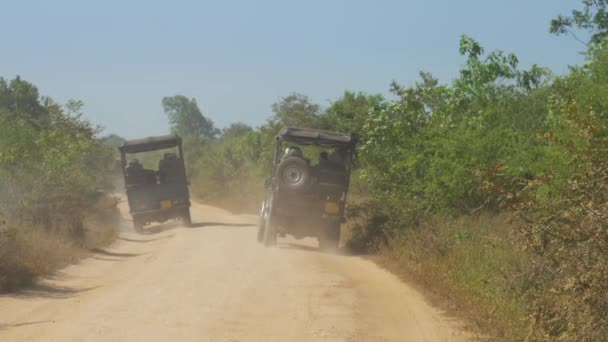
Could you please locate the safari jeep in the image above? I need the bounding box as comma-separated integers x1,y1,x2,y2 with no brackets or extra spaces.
257,127,356,249
119,135,192,232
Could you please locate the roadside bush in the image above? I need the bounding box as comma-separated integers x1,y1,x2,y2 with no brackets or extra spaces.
0,77,118,291
342,199,388,253
187,127,276,212
378,214,530,340
498,38,608,340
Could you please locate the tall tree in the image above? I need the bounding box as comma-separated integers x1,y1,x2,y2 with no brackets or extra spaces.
325,91,385,136
161,95,219,140
0,76,48,121
222,122,253,138
550,0,608,44
102,134,127,148
271,93,326,129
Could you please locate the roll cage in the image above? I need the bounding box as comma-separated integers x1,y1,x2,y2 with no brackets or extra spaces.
272,127,357,169
118,134,185,180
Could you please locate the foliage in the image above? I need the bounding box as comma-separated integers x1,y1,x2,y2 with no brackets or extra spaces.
187,129,273,212
494,37,608,340
0,76,48,121
360,35,550,223
270,92,327,129
550,0,608,44
0,78,111,236
162,95,220,140
102,134,127,149
222,122,253,138
0,76,117,290
325,91,385,137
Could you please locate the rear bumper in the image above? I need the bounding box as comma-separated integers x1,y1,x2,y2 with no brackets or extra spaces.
272,211,342,237
131,204,190,225
130,203,190,216
273,205,344,223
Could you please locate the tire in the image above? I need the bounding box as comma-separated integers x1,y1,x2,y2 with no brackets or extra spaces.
319,222,340,251
133,217,144,234
263,214,278,247
276,157,312,192
257,201,266,243
257,224,265,243
181,208,192,227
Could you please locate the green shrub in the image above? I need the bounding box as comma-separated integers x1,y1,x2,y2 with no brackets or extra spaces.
0,77,118,291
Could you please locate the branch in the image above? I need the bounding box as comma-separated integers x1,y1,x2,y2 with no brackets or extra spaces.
567,29,590,46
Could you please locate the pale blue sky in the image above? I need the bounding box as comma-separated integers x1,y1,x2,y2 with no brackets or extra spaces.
2,0,586,138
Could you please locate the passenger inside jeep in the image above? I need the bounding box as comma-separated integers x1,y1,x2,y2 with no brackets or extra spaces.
313,151,331,171
284,146,311,164
313,150,347,187
125,159,157,186
158,153,184,184
283,146,302,159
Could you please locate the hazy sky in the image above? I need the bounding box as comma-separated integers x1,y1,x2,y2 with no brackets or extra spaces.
2,0,587,139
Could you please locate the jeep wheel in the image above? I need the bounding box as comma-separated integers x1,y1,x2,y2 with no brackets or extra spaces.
257,214,266,243
257,224,265,243
263,214,278,247
276,157,312,192
181,208,192,227
319,223,340,251
133,217,144,234
257,201,267,243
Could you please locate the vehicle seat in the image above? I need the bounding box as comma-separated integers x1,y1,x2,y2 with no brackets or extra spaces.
126,160,145,186
314,160,347,188
158,153,185,184
126,160,157,186
142,169,158,185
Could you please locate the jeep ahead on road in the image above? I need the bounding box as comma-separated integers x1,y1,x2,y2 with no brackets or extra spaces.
257,127,357,249
119,135,191,233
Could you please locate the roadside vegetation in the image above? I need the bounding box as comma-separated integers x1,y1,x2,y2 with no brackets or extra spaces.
0,77,119,291
152,1,608,339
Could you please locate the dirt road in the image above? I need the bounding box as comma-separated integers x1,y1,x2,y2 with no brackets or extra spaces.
0,202,469,341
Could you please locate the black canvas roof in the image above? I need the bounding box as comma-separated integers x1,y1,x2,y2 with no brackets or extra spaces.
278,127,355,147
119,134,181,154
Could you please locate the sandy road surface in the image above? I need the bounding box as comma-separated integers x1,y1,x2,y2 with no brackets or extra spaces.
0,201,469,341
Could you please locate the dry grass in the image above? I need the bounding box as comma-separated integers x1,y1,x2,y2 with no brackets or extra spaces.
0,196,119,292
344,210,531,341
82,195,120,248
1,228,84,288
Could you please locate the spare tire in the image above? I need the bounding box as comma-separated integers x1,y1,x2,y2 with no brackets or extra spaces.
276,157,312,192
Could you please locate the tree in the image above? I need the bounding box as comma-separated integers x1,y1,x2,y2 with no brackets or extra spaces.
0,76,48,122
161,95,219,140
550,0,608,44
271,93,326,129
102,134,127,148
325,91,385,137
222,122,253,138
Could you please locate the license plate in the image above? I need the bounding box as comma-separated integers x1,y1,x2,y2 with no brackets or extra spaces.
324,202,339,214
160,200,172,209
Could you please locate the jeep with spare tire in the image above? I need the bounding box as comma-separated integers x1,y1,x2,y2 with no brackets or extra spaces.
119,134,192,233
257,127,356,250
